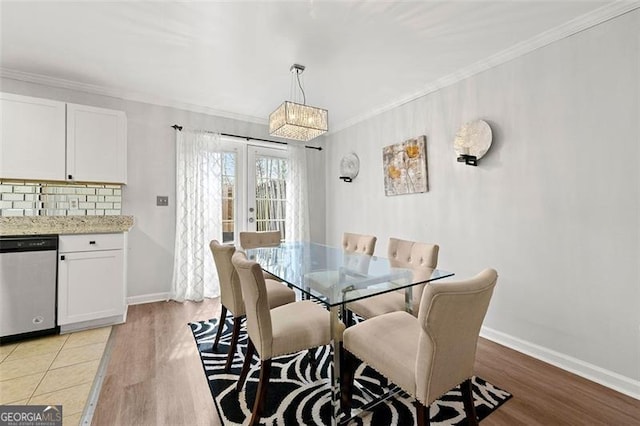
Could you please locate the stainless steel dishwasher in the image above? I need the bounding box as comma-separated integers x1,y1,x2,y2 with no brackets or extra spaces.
0,235,59,343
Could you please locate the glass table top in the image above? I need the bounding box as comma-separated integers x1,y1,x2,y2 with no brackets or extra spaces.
245,241,454,307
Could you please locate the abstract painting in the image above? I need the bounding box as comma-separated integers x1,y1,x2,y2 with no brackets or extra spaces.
383,135,428,196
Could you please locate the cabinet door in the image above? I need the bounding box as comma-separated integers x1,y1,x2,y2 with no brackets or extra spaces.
66,103,127,184
0,93,66,181
58,249,125,325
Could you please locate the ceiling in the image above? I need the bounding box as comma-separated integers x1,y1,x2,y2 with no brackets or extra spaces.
0,1,623,132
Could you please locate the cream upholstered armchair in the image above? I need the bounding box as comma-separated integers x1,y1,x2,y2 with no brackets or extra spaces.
347,237,439,321
342,232,377,255
231,251,345,426
341,269,498,426
304,232,377,298
209,240,295,372
239,230,281,249
239,230,283,282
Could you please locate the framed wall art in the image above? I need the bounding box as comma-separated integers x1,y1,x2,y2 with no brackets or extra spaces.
383,135,428,196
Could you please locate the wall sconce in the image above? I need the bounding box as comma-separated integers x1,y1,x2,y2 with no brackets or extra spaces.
339,152,359,182
454,119,492,166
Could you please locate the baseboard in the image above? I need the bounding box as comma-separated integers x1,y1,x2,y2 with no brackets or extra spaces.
60,315,125,334
480,326,640,400
126,292,170,306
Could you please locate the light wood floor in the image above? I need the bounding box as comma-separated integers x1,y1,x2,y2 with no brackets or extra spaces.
92,299,640,425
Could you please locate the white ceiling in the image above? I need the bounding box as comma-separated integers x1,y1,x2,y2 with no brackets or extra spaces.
0,1,627,132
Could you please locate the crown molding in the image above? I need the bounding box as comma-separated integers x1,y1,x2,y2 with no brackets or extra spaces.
333,1,640,133
0,67,268,126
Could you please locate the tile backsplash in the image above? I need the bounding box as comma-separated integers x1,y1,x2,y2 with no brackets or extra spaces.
0,181,122,217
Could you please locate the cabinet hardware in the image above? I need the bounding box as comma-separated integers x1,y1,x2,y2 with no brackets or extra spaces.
61,255,65,261
68,174,73,179
89,241,96,245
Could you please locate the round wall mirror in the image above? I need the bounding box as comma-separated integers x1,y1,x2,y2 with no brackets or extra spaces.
454,119,492,166
339,152,360,182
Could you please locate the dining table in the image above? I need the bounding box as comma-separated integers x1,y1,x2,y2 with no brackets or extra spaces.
245,241,454,425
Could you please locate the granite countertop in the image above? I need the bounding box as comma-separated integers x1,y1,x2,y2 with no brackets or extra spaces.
0,215,134,236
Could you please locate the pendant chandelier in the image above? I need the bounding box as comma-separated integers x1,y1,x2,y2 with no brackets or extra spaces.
269,64,328,142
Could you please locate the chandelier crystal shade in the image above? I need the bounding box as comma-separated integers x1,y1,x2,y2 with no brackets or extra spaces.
269,64,328,142
269,101,328,142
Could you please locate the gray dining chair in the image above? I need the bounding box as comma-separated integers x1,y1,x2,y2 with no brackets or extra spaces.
341,268,498,426
209,240,295,372
346,237,439,321
232,250,345,426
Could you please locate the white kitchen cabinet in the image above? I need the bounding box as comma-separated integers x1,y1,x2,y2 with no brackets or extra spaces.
0,93,67,181
66,103,127,184
58,233,127,329
0,92,127,184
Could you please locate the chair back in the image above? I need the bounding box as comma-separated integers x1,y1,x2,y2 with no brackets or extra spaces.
388,237,439,269
343,251,372,275
209,240,245,317
388,238,439,313
342,232,377,255
415,268,498,405
239,230,282,249
231,251,274,359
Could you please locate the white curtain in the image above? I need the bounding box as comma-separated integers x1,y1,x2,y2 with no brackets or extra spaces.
285,144,310,241
171,130,223,302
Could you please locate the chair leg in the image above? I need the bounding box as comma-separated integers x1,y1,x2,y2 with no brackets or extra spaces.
461,378,478,426
416,402,430,426
224,317,242,372
249,359,272,426
212,306,227,351
340,347,356,416
379,374,389,389
237,339,255,392
345,309,353,327
308,347,317,376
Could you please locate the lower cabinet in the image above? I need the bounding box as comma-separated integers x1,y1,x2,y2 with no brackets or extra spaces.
58,233,127,330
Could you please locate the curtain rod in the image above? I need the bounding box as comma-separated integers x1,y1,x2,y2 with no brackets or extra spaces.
171,125,322,151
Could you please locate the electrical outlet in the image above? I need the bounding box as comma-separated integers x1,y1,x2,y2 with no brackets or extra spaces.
69,197,79,209
157,196,169,206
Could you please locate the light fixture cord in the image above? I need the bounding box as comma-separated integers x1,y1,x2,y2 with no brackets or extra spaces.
296,69,307,105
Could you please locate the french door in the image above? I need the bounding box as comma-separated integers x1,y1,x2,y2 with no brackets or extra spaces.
219,138,288,244
247,146,288,237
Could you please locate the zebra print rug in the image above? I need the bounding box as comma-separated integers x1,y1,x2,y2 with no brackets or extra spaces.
190,317,512,425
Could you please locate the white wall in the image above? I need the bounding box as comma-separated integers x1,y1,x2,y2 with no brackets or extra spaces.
324,10,640,393
0,78,326,300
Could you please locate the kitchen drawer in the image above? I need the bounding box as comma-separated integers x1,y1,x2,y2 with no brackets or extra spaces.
59,233,124,253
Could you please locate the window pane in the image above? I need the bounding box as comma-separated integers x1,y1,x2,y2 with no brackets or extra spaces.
254,155,287,239
221,151,236,243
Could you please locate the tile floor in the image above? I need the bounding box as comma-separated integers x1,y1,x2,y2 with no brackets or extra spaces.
0,327,111,425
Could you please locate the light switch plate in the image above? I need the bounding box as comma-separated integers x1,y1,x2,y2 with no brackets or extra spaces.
157,196,169,206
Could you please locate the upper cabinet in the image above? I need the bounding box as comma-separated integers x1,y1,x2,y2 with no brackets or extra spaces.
67,103,127,184
0,93,127,184
0,93,67,181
